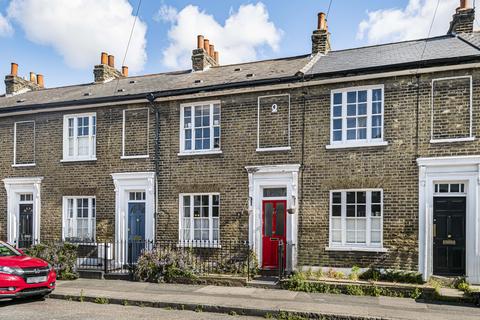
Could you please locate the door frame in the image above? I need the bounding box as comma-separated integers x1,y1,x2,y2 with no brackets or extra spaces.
112,172,155,265
3,177,43,246
246,164,300,272
417,156,480,284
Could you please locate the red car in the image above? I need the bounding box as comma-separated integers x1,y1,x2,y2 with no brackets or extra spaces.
0,241,56,299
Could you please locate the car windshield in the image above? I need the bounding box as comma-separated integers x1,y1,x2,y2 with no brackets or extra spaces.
0,242,21,257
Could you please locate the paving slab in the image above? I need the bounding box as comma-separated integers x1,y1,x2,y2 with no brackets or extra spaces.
51,279,480,320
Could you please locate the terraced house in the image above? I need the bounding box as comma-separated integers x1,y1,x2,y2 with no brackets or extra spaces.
1,1,480,284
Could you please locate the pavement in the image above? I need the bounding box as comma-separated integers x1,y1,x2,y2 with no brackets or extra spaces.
0,298,262,320
48,279,480,320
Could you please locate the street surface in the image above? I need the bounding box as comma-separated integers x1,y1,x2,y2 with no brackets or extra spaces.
0,298,263,320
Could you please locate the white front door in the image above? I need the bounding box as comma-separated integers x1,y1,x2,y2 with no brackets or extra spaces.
3,177,43,247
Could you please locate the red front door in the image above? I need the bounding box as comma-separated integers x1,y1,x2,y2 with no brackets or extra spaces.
262,200,287,270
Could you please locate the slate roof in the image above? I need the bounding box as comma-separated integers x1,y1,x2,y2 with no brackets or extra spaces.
0,55,311,110
1,34,480,111
305,35,480,77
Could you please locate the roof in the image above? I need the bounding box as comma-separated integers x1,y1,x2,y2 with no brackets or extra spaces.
0,55,310,111
1,34,480,112
305,35,480,77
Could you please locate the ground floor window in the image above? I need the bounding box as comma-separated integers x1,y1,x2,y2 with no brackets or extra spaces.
180,193,219,245
63,196,96,242
330,189,383,249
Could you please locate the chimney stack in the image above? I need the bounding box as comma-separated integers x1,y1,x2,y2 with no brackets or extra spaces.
448,0,475,34
312,12,331,55
94,52,124,83
37,74,44,88
4,63,44,95
192,35,219,71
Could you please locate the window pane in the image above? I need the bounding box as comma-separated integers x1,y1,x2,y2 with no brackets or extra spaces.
333,131,342,141
264,203,273,237
333,93,342,105
372,204,382,217
346,205,356,217
347,92,356,103
358,91,367,103
332,205,341,217
372,191,381,203
333,119,342,130
347,129,356,140
263,188,287,197
439,184,449,193
358,104,367,115
333,105,342,117
332,230,342,242
372,102,382,114
450,184,459,193
212,195,219,206
372,128,382,139
372,115,382,127
357,205,366,217
332,192,341,203
372,89,382,101
347,192,356,203
357,192,366,203
276,202,285,236
347,105,356,116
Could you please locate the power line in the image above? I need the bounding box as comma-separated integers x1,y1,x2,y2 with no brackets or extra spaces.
114,0,142,95
417,0,440,69
326,0,333,19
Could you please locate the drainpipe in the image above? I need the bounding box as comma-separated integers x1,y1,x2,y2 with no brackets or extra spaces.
146,93,160,242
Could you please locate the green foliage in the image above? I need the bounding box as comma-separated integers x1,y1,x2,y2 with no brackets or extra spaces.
349,266,361,281
94,297,109,304
283,272,423,299
276,311,308,320
326,268,344,279
359,268,424,284
25,242,78,280
134,247,199,283
455,278,472,294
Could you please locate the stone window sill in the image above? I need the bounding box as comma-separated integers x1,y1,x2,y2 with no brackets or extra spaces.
325,246,388,253
430,137,475,144
178,150,223,157
326,141,388,150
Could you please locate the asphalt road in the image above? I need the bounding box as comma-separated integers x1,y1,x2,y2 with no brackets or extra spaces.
0,297,264,320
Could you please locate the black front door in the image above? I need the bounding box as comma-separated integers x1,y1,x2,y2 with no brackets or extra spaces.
433,197,466,276
19,203,33,248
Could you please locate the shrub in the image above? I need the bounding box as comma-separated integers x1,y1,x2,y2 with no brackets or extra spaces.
359,268,424,284
349,266,361,281
134,247,199,283
25,242,78,280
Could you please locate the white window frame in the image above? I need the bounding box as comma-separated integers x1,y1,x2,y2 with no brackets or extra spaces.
62,196,96,242
430,75,474,144
327,85,387,149
13,120,36,167
179,101,222,156
256,94,291,152
62,112,97,162
327,189,386,252
178,193,220,247
122,108,150,159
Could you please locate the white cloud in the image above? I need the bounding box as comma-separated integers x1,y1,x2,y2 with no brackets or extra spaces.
357,0,473,44
157,3,283,69
0,13,13,37
7,0,147,73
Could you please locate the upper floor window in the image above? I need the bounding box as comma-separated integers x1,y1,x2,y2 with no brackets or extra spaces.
329,190,384,251
328,86,386,149
180,102,221,155
63,113,96,161
63,196,96,242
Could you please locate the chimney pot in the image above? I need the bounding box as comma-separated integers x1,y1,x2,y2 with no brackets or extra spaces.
318,12,327,31
459,0,468,9
101,52,108,65
214,51,219,63
37,74,44,88
122,66,128,77
209,44,215,57
197,35,204,49
29,72,36,83
204,39,210,54
10,63,18,76
108,55,115,68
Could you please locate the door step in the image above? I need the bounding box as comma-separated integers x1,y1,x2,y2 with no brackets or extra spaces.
78,269,104,280
247,275,280,289
430,275,462,287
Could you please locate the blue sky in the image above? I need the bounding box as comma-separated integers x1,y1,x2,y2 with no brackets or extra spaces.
0,0,465,93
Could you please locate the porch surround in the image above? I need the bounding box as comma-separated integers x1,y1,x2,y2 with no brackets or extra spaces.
111,172,155,264
417,155,480,284
245,164,300,271
3,177,43,245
